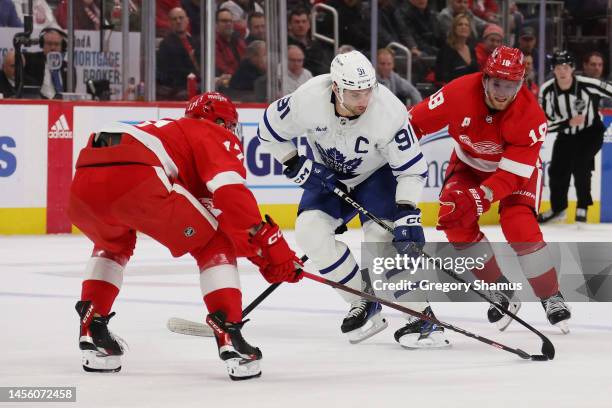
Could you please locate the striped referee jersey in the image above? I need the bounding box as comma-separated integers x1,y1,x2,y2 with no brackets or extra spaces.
539,75,612,135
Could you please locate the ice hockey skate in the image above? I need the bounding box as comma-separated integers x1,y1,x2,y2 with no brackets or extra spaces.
394,306,451,349
487,291,522,331
537,209,567,224
75,300,125,373
541,292,571,334
341,299,388,344
206,311,262,381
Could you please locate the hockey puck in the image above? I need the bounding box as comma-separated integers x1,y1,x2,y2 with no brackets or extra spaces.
530,355,549,361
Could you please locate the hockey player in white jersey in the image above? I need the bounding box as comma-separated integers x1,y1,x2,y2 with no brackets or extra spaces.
258,50,450,348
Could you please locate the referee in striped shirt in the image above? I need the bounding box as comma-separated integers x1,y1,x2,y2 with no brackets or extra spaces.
538,50,612,224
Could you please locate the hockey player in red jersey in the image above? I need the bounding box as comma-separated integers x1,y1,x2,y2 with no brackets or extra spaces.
409,46,571,333
68,92,303,380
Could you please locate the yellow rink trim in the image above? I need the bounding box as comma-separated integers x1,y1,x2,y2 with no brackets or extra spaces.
0,208,46,234
0,201,603,235
258,201,601,229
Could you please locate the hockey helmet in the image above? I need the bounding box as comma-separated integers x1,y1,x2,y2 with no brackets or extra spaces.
483,46,526,82
550,50,575,69
185,92,241,137
330,50,377,104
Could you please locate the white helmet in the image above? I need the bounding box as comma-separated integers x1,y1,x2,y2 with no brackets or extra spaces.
330,50,377,105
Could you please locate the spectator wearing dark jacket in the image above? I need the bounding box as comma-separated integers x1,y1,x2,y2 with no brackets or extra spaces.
324,0,370,52
156,7,198,100
377,0,405,48
287,8,333,76
395,0,444,57
228,40,267,102
435,13,478,83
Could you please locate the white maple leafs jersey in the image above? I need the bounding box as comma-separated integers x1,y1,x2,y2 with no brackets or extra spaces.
257,74,428,205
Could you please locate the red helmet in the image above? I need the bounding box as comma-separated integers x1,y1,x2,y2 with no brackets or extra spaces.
185,92,239,131
483,46,526,81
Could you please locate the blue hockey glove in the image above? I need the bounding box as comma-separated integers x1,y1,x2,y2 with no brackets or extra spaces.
283,155,336,194
393,205,425,257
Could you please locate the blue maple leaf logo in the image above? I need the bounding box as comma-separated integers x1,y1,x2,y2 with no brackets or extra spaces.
314,142,363,178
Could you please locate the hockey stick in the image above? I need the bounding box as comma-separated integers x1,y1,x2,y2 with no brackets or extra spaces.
301,269,549,361
331,186,555,360
168,223,351,337
168,251,316,337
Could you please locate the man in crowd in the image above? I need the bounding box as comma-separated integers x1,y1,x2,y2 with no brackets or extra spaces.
156,7,198,100
376,48,422,107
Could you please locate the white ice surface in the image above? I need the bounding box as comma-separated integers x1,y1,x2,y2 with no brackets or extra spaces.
1,225,612,408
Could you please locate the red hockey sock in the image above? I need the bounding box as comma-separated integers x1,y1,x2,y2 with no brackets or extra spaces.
204,288,243,323
471,256,504,283
81,279,120,316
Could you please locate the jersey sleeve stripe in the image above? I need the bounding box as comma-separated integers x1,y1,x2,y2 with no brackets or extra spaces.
263,109,289,143
257,128,270,142
498,157,534,178
206,171,246,193
391,152,425,172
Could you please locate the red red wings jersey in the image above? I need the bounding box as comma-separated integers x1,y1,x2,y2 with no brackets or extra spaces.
114,117,261,234
409,72,548,200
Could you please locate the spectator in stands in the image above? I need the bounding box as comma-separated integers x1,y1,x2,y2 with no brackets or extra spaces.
377,0,405,49
517,26,538,71
469,0,498,22
0,50,22,98
13,0,58,29
156,0,180,38
475,23,503,69
156,7,198,101
181,0,200,36
376,48,422,107
325,0,370,52
23,27,76,99
336,44,356,54
55,0,101,30
216,8,246,77
435,13,478,84
582,51,605,80
285,45,312,93
219,0,263,36
245,12,265,44
438,0,486,41
228,40,266,101
396,0,444,58
523,53,538,96
287,8,333,76
1,0,23,27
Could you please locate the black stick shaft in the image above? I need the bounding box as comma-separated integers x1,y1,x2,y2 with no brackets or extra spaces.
241,254,309,318
331,186,555,359
302,270,531,360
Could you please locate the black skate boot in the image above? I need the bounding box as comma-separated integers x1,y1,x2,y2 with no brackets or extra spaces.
541,292,571,334
206,311,262,381
487,291,521,331
394,306,451,349
340,299,388,344
75,300,125,373
537,209,566,224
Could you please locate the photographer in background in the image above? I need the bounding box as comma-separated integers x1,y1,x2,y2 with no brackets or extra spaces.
23,27,75,99
538,51,612,225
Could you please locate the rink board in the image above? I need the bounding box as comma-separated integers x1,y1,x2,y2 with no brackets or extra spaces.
0,100,609,234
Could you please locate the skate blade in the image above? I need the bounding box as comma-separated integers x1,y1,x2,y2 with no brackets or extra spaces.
81,350,121,373
399,331,452,349
225,358,261,381
555,320,570,334
496,301,522,332
347,314,388,344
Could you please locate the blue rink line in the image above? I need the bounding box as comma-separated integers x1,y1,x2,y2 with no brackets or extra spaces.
2,291,612,332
